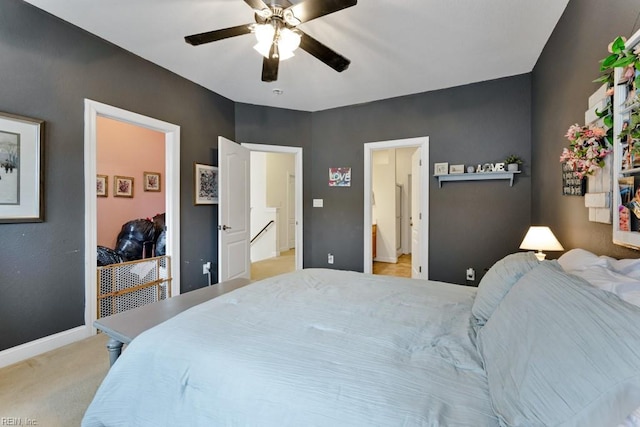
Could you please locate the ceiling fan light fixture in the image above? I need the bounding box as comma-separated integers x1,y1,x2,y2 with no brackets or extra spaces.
279,27,301,53
253,40,273,58
277,47,295,61
283,9,301,26
254,23,275,45
253,24,299,61
256,7,273,19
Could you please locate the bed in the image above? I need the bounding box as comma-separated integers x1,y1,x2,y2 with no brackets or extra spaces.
83,251,640,426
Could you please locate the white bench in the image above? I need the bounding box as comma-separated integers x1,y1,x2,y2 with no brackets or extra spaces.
94,278,251,366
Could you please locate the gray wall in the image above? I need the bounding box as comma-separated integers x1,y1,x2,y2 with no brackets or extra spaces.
532,0,640,258
0,0,234,351
310,75,532,283
237,75,532,284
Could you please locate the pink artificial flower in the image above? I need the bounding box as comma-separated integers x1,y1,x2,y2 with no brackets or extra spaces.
592,127,606,138
565,124,582,141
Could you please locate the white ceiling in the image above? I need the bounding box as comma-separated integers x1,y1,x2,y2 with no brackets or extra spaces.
24,0,569,112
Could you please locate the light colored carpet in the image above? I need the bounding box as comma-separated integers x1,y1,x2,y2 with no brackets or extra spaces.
251,249,295,281
0,333,109,427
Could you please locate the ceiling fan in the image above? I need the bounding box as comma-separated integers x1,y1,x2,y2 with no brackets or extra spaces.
184,0,357,82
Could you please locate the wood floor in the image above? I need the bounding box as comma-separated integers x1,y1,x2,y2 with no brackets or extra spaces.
373,254,412,278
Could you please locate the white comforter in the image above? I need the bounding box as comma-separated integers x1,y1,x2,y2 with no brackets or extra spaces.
83,269,497,426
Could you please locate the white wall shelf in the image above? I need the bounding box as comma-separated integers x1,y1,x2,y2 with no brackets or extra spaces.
435,171,520,187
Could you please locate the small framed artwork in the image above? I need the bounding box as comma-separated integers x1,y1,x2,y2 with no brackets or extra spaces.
0,111,45,223
434,162,449,176
194,163,218,205
143,171,161,192
96,174,108,197
114,175,134,198
449,164,465,174
329,167,351,187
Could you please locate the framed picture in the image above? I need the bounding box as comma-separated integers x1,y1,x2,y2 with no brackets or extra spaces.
0,112,45,223
194,163,218,205
114,175,134,198
329,167,351,187
434,162,449,176
449,164,465,174
96,174,108,197
143,171,161,192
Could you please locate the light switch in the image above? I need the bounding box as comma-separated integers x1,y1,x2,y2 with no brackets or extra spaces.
313,199,324,207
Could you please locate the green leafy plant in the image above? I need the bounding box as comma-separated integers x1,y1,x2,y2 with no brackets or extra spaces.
504,155,523,165
594,36,640,142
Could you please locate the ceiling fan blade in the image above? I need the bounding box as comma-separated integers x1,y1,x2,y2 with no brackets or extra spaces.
185,24,253,46
299,31,350,72
261,45,280,82
243,0,270,12
287,0,357,24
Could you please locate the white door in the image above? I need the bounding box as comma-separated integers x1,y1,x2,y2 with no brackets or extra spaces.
287,173,295,249
218,136,251,281
411,149,421,278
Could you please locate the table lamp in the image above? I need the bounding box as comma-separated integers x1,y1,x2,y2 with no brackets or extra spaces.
519,226,564,261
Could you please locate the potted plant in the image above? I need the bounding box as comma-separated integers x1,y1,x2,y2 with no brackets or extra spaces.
504,155,523,172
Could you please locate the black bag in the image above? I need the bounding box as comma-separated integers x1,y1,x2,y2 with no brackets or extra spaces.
114,219,156,261
97,245,123,266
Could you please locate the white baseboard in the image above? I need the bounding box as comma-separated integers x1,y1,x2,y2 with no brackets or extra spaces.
0,325,92,369
374,256,398,264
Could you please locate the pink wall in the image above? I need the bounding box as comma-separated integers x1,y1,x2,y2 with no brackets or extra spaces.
97,116,165,248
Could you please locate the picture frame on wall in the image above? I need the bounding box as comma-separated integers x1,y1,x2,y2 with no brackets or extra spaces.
97,174,108,197
449,164,465,174
114,175,134,198
0,111,45,223
194,163,218,205
328,167,351,187
434,162,449,176
143,171,161,192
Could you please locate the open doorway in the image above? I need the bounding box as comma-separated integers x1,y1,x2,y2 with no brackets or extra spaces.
371,148,416,278
242,143,303,281
364,137,429,279
84,99,180,332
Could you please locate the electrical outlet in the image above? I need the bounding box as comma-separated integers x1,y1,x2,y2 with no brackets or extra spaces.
202,261,211,275
328,253,334,264
466,268,475,281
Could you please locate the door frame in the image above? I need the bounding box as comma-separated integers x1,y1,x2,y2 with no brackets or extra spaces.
84,99,181,332
363,137,429,278
286,171,296,250
242,143,303,270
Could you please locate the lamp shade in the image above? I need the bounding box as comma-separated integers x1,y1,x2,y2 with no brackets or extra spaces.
519,226,564,260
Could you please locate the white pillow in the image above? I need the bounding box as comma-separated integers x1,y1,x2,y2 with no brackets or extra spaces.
608,258,640,279
557,248,609,271
564,265,640,307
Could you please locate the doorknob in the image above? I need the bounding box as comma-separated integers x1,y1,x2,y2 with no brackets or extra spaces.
217,225,232,231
